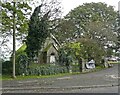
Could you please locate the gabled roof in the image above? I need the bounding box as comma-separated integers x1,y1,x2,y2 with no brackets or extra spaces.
50,33,61,47
43,42,59,52
16,34,60,54
43,43,52,51
16,44,26,54
52,43,59,51
42,34,60,52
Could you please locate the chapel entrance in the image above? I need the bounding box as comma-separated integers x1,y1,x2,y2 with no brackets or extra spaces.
50,53,56,63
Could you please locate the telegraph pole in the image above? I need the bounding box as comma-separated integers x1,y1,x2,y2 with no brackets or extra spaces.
12,2,16,78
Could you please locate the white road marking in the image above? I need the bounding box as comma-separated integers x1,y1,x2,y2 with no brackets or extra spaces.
105,75,120,79
57,77,71,80
18,80,38,83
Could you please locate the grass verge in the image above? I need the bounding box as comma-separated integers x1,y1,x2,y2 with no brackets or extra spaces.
2,72,79,81
1,65,107,81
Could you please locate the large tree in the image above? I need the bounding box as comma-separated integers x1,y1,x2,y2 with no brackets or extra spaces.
1,1,31,78
26,5,49,61
56,2,118,46
26,0,62,62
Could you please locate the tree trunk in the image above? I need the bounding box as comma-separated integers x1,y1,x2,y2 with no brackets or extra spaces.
12,2,16,78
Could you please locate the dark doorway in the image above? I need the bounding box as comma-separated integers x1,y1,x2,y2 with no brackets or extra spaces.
51,52,55,55
43,51,47,63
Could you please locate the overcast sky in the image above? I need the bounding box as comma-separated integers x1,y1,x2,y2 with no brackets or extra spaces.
61,0,119,16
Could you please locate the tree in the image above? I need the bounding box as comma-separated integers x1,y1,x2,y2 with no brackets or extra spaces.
26,0,62,62
62,38,105,66
26,5,49,61
116,11,120,52
54,19,77,43
56,2,118,47
1,1,31,78
78,38,105,65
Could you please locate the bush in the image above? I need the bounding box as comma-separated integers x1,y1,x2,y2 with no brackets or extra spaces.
2,61,12,75
71,65,80,72
16,53,29,75
27,64,68,76
25,63,82,76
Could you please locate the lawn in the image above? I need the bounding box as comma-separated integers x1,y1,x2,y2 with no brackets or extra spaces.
1,72,79,81
108,61,120,64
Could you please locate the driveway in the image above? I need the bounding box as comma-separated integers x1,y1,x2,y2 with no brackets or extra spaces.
2,64,119,93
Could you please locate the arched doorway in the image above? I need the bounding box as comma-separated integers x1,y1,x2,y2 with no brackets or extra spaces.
50,53,56,63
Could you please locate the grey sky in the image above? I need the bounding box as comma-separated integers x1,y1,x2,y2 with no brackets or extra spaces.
61,0,119,16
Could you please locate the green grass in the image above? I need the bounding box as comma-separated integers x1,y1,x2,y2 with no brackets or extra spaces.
2,73,79,80
1,72,86,81
108,61,118,64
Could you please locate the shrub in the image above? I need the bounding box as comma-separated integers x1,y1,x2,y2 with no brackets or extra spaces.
2,61,12,75
16,53,29,75
71,65,80,72
27,64,68,76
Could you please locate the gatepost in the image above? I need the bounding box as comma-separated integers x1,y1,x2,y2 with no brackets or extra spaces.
82,58,86,72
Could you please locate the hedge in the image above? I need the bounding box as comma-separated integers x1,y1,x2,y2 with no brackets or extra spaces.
19,64,68,76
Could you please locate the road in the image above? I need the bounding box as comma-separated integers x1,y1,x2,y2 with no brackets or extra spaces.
2,64,119,93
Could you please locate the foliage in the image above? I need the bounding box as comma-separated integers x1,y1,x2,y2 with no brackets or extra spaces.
116,12,120,52
3,49,29,76
58,48,66,66
26,5,49,60
59,40,105,65
1,2,32,58
78,38,105,65
67,42,81,57
10,47,29,76
1,1,31,78
16,53,29,75
1,1,31,40
53,3,118,66
55,2,118,48
9,44,28,75
106,48,113,57
18,64,68,76
26,0,62,61
2,61,12,75
59,39,105,68
71,65,80,72
54,19,77,43
58,47,73,67
58,42,81,72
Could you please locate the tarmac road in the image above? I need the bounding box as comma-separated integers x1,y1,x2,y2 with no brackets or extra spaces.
2,64,119,93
